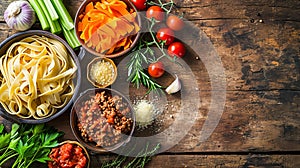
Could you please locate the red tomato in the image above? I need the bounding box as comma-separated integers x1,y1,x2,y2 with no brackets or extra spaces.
146,6,165,21
148,61,165,78
156,27,174,45
131,0,146,10
166,15,185,31
168,42,186,58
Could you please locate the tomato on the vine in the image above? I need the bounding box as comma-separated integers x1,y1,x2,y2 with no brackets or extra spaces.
146,6,165,21
131,0,146,10
156,27,174,45
168,42,186,58
148,61,165,78
166,15,185,31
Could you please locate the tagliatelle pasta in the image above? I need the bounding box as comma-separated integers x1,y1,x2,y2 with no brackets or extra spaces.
0,35,77,119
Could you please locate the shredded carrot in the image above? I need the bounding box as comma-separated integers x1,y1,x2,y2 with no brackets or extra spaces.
78,14,84,20
85,2,94,12
77,0,140,55
78,22,83,32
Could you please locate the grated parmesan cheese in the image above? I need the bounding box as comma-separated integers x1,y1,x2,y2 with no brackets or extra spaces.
134,100,155,127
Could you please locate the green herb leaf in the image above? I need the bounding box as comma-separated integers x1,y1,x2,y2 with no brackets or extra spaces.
43,132,61,148
10,124,20,139
16,140,34,157
0,124,4,134
8,137,21,150
0,132,10,149
33,124,45,135
0,123,63,167
35,156,52,163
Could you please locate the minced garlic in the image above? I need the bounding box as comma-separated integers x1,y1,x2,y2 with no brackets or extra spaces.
90,59,115,86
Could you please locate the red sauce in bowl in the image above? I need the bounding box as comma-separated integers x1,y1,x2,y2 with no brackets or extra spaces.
48,143,88,168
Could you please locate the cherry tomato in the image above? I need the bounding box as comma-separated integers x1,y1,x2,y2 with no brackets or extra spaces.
146,6,165,21
166,15,185,31
131,0,146,10
168,42,186,58
156,27,174,45
148,61,165,78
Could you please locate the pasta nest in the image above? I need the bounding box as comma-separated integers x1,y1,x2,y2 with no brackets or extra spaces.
0,35,77,119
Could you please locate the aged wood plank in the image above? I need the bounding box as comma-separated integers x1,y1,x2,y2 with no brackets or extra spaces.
0,154,299,167
145,154,300,168
174,0,300,10
1,0,300,22
87,154,300,167
167,90,300,152
173,0,277,8
177,19,300,91
178,4,300,22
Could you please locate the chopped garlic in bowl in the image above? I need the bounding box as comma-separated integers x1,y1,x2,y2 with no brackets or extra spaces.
87,57,117,88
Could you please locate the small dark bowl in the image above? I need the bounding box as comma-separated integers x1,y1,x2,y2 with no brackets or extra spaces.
74,0,141,58
0,30,81,124
70,88,135,153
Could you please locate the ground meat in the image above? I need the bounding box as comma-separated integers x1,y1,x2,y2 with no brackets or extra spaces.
77,91,133,147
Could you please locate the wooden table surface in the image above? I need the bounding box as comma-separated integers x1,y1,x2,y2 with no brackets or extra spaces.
0,0,300,167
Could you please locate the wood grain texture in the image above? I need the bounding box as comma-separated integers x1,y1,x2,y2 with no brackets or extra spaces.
0,0,299,167
146,154,300,168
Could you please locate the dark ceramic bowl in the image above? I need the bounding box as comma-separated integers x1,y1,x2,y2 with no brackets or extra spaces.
70,88,135,153
0,30,81,124
74,0,141,58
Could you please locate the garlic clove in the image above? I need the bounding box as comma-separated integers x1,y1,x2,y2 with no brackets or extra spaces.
165,75,181,94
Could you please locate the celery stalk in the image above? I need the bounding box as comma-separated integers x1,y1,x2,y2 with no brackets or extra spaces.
61,26,75,49
70,28,81,49
28,0,50,30
44,0,59,21
51,0,74,30
61,25,81,49
53,20,62,34
37,0,61,34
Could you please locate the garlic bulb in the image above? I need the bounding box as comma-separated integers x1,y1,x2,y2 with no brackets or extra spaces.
4,1,36,31
165,75,181,94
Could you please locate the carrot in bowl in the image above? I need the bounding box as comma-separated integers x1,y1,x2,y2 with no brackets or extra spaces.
77,0,140,54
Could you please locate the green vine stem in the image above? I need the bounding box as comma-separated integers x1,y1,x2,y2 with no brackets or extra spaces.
127,0,177,92
147,0,174,15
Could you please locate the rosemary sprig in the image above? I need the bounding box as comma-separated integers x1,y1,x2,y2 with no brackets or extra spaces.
101,143,161,168
127,18,164,93
127,48,162,93
127,0,176,93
